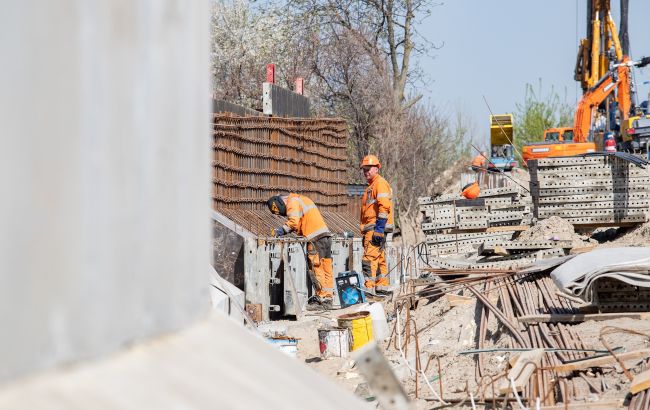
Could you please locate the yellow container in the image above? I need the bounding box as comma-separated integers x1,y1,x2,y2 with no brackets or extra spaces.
337,311,373,351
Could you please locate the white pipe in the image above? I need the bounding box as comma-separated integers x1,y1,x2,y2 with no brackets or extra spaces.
510,377,528,410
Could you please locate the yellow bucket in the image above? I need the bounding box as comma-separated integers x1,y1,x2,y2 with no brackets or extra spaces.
337,311,373,351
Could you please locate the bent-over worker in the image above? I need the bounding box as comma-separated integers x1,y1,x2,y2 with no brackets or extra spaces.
359,155,394,290
267,193,334,309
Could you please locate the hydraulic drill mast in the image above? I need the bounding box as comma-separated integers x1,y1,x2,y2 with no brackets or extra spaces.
574,0,625,93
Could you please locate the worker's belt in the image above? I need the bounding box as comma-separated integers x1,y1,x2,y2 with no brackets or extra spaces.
305,227,330,241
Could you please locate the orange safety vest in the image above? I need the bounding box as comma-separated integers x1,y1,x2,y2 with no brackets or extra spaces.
471,154,486,168
282,193,330,240
360,174,394,233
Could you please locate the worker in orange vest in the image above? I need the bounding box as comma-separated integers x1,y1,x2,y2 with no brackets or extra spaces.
359,155,394,291
471,152,488,172
267,193,334,309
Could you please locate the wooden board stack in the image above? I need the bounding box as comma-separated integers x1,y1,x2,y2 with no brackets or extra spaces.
418,186,533,256
529,156,650,227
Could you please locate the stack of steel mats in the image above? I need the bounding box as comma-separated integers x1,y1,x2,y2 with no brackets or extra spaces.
213,114,349,214
213,114,360,236
529,156,650,227
418,186,533,256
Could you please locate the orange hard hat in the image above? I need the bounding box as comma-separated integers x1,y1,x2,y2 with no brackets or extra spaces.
461,182,480,199
360,155,381,168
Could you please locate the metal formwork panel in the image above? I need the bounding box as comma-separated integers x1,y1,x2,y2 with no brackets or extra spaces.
262,82,311,118
244,237,396,319
283,242,309,315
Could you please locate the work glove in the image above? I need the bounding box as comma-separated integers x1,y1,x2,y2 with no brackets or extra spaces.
271,227,286,237
371,217,387,246
371,231,385,246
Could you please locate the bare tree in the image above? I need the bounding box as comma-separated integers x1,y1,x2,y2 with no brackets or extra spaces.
285,0,441,110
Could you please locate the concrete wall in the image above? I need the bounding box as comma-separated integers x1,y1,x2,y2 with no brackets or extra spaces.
0,1,210,382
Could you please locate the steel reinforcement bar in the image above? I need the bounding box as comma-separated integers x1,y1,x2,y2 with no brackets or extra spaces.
213,114,349,212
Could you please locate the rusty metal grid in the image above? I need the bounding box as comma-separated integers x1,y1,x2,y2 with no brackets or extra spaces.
213,114,348,211
213,114,359,235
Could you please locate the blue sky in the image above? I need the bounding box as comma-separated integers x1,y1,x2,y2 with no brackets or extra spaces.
417,0,650,146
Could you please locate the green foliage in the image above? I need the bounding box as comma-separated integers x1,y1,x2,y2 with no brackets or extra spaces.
514,80,574,160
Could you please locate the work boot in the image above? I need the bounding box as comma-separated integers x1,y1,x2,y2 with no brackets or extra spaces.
375,287,393,296
320,297,333,310
306,295,324,311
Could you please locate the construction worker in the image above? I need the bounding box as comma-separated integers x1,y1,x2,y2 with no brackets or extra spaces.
359,155,393,291
267,193,334,309
471,151,488,172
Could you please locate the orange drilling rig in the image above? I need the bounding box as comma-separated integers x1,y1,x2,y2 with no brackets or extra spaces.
522,0,649,164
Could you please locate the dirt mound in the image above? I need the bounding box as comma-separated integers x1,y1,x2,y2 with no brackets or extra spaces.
516,216,592,248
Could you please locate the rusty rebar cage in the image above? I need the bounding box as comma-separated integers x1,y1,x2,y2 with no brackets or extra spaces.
213,114,359,235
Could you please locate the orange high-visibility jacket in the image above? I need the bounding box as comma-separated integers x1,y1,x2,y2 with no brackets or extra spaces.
360,174,394,233
282,193,330,240
471,154,486,168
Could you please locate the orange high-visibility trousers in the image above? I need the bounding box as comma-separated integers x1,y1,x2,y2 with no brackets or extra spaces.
307,237,334,299
362,231,389,288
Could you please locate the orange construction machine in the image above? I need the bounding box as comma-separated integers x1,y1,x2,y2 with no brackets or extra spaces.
523,57,650,164
522,0,650,164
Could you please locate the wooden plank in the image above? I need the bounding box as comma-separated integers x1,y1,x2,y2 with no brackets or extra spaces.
498,349,544,393
446,294,474,307
551,348,650,372
569,245,596,255
518,312,650,324
630,368,650,394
